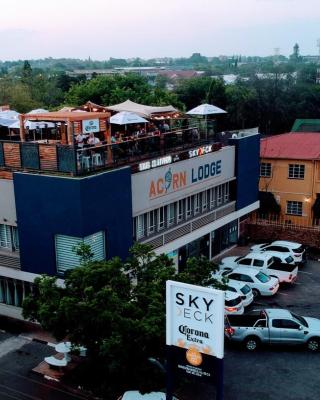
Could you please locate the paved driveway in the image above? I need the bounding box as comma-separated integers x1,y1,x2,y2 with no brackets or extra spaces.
177,258,320,400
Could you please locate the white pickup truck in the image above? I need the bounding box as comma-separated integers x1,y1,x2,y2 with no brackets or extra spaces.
220,252,298,283
225,308,320,352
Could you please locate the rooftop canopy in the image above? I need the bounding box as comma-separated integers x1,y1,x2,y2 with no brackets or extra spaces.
106,99,178,118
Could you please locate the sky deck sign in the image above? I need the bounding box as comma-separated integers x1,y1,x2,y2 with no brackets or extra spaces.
166,281,224,384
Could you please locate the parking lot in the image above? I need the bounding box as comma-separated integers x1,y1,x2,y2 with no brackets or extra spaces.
179,254,320,400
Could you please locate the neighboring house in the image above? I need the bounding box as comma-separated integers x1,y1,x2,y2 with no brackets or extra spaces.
259,132,320,226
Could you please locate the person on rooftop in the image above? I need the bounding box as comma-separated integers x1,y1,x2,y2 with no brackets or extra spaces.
87,132,100,145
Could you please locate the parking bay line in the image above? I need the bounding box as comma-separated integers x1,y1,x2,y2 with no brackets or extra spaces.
299,271,313,275
278,292,288,296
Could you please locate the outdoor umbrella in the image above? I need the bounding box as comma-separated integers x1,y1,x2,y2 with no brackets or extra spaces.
186,103,227,138
186,103,227,116
110,111,148,136
110,111,148,125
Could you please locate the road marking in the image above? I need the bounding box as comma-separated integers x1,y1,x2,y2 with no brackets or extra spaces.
294,282,302,285
278,292,288,296
299,271,313,275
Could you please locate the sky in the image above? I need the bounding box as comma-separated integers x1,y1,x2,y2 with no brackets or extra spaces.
1,0,320,60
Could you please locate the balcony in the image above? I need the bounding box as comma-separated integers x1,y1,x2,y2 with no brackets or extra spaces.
0,127,222,177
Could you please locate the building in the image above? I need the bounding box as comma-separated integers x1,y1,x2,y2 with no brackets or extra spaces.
259,132,320,226
0,111,260,319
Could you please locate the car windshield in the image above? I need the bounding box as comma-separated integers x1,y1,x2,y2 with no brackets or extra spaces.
227,286,237,293
234,256,243,262
255,271,270,283
291,312,308,327
285,256,294,264
240,284,251,295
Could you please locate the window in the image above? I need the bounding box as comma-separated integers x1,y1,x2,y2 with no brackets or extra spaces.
177,200,184,222
55,231,105,275
288,164,305,179
158,207,165,230
238,258,252,266
12,227,19,251
210,187,217,209
253,259,264,267
0,224,12,249
167,203,175,226
136,215,145,239
272,319,282,328
217,185,223,206
281,320,300,330
148,210,156,234
239,274,254,283
194,194,200,215
260,163,272,177
202,191,208,212
224,182,230,202
287,201,303,216
186,196,192,219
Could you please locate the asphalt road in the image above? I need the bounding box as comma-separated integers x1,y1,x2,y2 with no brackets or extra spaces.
177,258,320,400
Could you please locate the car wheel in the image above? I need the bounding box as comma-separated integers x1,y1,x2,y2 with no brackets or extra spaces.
244,336,260,351
307,338,320,352
252,289,260,298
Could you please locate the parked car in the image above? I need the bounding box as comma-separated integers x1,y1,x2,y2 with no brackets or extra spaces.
250,241,306,264
225,308,320,352
225,291,244,315
225,281,254,307
210,274,254,307
220,266,279,298
118,392,179,400
219,253,298,284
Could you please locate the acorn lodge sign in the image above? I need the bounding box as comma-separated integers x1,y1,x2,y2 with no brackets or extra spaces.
166,281,224,386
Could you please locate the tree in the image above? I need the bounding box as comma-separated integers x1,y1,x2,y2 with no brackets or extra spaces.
21,60,32,84
22,243,223,397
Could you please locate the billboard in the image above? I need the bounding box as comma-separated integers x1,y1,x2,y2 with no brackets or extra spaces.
132,146,235,215
166,280,224,383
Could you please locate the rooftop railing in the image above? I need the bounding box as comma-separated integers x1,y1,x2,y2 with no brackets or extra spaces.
0,126,221,177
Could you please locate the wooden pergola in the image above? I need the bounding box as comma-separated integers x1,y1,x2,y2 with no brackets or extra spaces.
19,111,111,145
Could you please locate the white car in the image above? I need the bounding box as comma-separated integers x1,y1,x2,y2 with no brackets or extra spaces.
210,273,254,307
260,251,295,265
225,281,254,307
221,266,279,298
225,291,244,315
250,241,306,264
118,392,179,400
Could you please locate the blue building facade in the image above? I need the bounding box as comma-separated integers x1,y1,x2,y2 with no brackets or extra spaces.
0,130,260,317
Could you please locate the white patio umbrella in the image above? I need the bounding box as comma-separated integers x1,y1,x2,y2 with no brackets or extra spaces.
110,111,148,125
186,103,227,115
110,111,148,136
186,103,227,138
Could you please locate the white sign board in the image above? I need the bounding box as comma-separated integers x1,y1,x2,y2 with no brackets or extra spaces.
82,119,100,134
132,146,235,215
166,280,225,360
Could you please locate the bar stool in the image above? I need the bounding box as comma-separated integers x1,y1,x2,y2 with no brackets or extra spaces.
81,156,91,170
92,153,102,166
